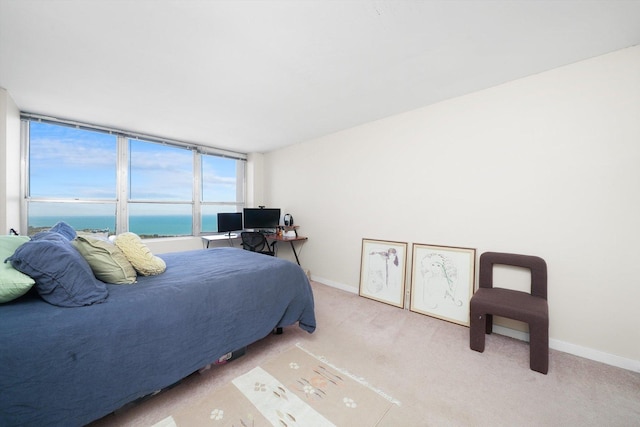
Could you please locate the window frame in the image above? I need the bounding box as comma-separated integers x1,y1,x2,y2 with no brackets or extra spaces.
21,114,247,237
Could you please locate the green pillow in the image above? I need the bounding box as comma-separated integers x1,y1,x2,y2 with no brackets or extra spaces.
0,235,36,303
72,235,137,284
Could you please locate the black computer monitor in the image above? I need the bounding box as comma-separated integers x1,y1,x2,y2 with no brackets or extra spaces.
243,208,280,231
217,212,243,235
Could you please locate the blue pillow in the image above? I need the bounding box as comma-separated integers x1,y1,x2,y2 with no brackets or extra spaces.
7,234,108,307
31,231,70,243
48,221,77,241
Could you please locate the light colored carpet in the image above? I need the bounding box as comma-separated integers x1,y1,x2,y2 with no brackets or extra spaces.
153,345,397,426
90,281,640,427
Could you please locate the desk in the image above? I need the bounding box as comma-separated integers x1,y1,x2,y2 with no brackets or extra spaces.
266,234,307,265
201,233,239,248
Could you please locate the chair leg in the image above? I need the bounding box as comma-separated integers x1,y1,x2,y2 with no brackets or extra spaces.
469,311,486,352
528,320,549,374
485,314,493,334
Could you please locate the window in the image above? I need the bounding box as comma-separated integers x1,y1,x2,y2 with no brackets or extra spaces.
129,140,194,237
23,117,246,237
200,153,245,233
27,122,117,235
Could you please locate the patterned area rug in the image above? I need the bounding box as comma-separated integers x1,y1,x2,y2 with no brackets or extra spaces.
153,344,399,426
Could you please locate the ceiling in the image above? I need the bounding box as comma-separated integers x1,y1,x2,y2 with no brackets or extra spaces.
1,1,639,154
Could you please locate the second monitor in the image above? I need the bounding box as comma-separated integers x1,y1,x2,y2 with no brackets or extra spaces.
217,212,243,236
243,208,281,232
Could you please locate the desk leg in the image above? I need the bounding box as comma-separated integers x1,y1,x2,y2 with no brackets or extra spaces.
270,240,302,266
290,241,301,266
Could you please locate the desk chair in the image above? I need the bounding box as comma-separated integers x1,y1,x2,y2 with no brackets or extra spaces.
240,232,275,256
469,252,549,374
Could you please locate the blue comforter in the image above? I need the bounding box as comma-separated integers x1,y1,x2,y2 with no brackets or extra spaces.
0,247,316,426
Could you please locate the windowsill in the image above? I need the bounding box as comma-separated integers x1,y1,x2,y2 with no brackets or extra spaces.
140,235,200,242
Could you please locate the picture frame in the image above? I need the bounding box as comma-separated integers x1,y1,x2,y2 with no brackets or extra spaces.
359,238,408,308
410,243,476,326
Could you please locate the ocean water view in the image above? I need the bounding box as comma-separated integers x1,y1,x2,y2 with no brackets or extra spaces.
29,215,219,236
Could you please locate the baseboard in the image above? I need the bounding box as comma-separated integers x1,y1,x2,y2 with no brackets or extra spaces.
549,337,640,373
312,276,640,374
491,325,529,342
311,275,358,294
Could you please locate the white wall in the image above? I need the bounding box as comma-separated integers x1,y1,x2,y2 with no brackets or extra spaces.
0,88,21,235
263,46,640,367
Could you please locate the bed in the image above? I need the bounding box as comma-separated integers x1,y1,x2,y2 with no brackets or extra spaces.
0,246,316,427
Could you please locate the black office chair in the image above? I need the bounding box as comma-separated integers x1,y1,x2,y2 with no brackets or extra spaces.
240,232,275,256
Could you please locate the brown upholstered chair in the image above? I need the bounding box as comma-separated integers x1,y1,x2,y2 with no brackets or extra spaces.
469,252,549,374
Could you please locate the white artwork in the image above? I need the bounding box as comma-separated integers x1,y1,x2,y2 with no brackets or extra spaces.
359,239,407,308
410,244,476,326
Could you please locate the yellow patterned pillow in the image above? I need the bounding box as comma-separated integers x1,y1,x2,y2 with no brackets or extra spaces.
113,232,166,276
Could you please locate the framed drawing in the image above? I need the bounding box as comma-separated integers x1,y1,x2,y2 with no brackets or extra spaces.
410,244,476,326
359,238,408,308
